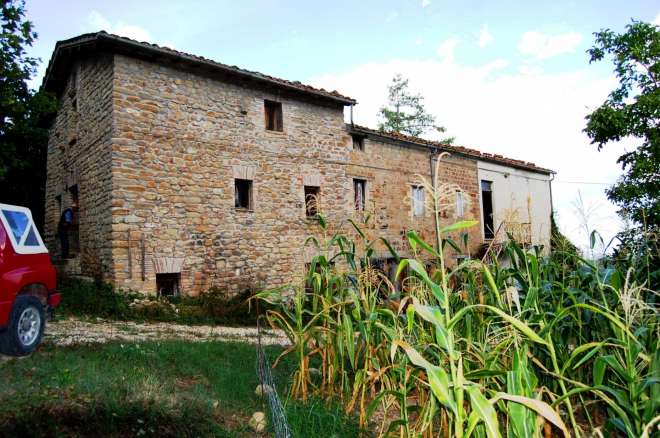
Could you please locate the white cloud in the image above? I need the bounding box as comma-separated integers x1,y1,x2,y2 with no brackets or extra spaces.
654,12,660,26
478,25,493,48
310,51,625,250
87,11,151,41
437,37,459,61
85,11,175,48
422,0,431,7
385,11,400,23
518,31,582,59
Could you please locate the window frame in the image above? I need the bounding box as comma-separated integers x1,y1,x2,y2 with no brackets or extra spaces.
0,203,48,255
304,185,321,218
353,178,367,211
411,185,425,217
351,134,365,151
480,180,495,240
234,179,254,210
455,190,466,218
264,100,283,132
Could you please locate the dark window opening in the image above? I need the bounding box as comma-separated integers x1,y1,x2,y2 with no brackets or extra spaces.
481,180,494,239
352,134,364,151
156,273,181,296
68,185,80,256
354,179,366,211
55,195,62,214
234,179,253,209
304,186,320,217
264,100,283,131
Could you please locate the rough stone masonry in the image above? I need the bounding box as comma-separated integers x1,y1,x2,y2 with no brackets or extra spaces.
42,32,553,296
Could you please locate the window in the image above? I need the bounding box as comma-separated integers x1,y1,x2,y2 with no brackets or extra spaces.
235,179,253,209
264,100,283,131
412,186,425,217
304,186,320,217
352,134,364,151
0,204,47,254
455,190,466,217
480,180,494,239
2,210,29,243
156,273,181,296
353,179,367,211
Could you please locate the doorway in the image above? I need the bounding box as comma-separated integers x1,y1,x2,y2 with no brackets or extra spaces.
481,180,494,239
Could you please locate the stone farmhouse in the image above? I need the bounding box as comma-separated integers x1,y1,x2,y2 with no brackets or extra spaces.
42,32,554,296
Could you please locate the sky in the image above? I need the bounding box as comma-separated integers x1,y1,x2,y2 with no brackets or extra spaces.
24,0,660,254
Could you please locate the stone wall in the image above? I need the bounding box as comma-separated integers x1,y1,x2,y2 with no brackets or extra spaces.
110,54,353,295
44,52,115,280
45,51,489,295
348,136,482,260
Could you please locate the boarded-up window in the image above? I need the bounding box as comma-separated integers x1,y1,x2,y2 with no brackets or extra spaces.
354,179,367,211
264,100,283,131
235,179,253,209
304,186,320,217
412,186,425,216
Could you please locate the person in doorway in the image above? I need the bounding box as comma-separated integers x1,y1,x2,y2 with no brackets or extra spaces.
57,206,74,259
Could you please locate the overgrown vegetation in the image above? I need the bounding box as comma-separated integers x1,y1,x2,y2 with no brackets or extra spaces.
0,340,361,437
585,19,659,292
57,278,267,326
256,159,659,437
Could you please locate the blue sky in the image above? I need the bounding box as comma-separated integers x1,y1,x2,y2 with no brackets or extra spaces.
25,0,660,254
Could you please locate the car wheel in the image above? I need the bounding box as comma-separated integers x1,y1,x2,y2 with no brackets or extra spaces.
0,295,46,356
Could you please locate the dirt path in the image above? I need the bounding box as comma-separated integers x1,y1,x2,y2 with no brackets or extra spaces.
43,317,289,347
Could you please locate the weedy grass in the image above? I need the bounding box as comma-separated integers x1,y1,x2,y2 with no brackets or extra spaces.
255,157,659,438
0,341,358,437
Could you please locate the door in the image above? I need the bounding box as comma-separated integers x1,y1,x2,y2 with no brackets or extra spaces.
481,180,494,239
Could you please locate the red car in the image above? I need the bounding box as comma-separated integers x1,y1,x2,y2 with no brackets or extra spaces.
0,203,59,356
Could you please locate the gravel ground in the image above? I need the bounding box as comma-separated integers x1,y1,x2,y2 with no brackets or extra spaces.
41,317,290,347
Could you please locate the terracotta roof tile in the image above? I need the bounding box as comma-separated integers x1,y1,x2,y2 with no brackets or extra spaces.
43,31,356,105
349,125,554,174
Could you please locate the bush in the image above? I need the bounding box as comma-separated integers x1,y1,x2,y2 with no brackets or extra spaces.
56,278,264,326
58,277,139,320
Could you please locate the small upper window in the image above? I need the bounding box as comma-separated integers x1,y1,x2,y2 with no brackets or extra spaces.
455,191,466,217
352,134,364,151
234,179,253,209
304,186,320,217
264,100,283,131
354,179,367,211
412,186,425,217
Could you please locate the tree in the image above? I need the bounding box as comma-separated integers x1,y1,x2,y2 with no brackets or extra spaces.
585,20,659,291
584,20,659,228
0,0,56,229
378,74,454,143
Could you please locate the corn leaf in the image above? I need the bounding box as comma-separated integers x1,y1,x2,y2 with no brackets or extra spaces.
492,393,569,438
467,386,502,438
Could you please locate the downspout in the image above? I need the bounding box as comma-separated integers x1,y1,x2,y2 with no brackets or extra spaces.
430,151,441,253
548,172,556,250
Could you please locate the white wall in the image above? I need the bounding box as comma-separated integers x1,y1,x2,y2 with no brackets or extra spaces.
477,162,553,251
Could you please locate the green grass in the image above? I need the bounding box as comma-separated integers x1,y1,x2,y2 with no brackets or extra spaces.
0,341,362,437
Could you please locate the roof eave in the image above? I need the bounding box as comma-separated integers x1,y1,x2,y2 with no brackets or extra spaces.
42,32,357,106
348,125,554,175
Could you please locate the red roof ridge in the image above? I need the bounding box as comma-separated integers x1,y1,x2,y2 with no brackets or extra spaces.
348,124,554,174
43,31,356,105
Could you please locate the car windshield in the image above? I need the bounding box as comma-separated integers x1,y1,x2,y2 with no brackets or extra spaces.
1,209,29,243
